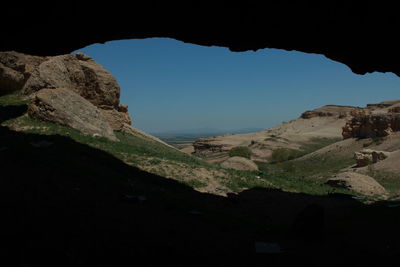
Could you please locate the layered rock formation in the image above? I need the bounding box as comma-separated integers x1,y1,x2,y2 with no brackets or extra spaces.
0,51,132,136
342,114,400,139
300,105,364,119
339,100,400,139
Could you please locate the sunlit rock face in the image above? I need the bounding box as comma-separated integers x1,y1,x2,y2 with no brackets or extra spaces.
2,3,400,76
22,53,120,109
300,105,364,119
342,114,400,139
28,88,118,141
0,51,132,132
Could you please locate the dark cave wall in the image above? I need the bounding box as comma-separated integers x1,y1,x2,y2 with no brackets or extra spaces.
2,1,400,75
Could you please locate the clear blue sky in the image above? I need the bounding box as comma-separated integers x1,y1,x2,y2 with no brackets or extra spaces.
75,38,400,133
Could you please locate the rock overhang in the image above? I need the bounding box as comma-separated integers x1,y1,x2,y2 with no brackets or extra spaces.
1,2,400,76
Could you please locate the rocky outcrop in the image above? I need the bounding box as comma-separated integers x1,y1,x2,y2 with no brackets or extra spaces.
389,104,400,113
300,105,364,119
193,138,228,154
220,156,259,171
4,2,400,78
326,172,388,197
342,114,400,139
0,51,132,131
354,151,373,167
301,110,334,119
0,51,45,94
354,149,391,167
22,53,120,109
100,105,132,131
28,88,117,141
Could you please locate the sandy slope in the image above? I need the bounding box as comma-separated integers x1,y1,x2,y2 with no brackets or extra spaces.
193,105,352,162
193,101,400,164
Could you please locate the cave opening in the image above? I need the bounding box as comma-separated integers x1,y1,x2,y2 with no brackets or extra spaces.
1,36,400,265
65,37,400,198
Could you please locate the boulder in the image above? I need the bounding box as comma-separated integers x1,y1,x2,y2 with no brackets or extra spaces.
354,149,391,167
354,151,373,167
28,88,117,141
220,156,259,171
325,172,388,197
22,53,120,109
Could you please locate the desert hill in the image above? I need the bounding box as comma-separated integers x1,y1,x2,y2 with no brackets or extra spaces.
192,104,360,163
191,101,400,165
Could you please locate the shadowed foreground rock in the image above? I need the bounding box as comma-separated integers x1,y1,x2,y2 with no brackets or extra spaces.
28,88,117,141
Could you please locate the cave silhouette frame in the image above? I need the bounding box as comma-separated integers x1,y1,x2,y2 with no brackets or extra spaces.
3,1,400,263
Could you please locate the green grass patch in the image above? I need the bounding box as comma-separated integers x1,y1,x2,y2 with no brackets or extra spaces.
4,114,215,170
271,148,304,162
252,153,355,195
221,167,350,195
184,179,208,188
228,146,252,159
299,137,342,152
220,170,271,193
0,92,358,196
261,171,350,195
0,91,30,106
260,154,354,180
270,137,342,163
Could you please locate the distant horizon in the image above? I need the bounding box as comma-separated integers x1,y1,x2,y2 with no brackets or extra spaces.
149,126,265,136
74,38,400,133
